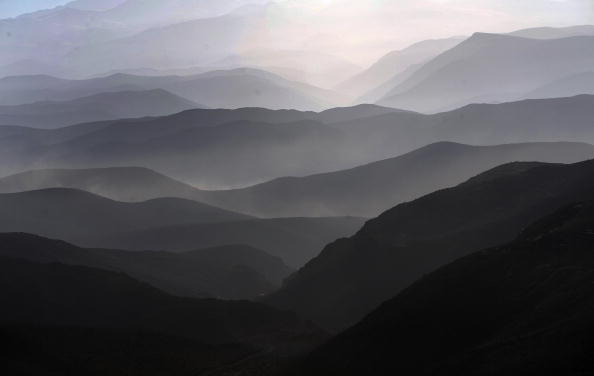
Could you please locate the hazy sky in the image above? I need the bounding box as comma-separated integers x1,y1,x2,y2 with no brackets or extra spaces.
227,0,591,64
0,0,69,17
1,0,592,64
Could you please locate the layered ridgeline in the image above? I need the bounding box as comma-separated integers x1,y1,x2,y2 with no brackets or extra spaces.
0,89,202,128
1,95,594,188
0,233,291,300
197,142,594,217
336,37,464,99
0,255,323,375
377,33,594,112
342,25,594,106
0,103,401,187
0,1,359,87
0,188,363,268
297,201,594,375
266,159,594,331
0,68,346,113
5,141,593,218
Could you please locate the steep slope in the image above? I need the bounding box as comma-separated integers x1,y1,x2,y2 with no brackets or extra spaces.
198,142,594,217
378,33,594,112
0,89,201,128
266,159,594,331
300,200,594,375
0,188,251,242
0,233,292,300
338,37,463,98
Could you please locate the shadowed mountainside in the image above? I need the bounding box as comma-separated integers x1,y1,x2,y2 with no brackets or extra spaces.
297,200,594,375
0,256,324,375
266,159,594,331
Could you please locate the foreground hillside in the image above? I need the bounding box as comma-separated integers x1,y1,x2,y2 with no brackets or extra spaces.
298,200,594,375
0,256,323,375
267,159,594,330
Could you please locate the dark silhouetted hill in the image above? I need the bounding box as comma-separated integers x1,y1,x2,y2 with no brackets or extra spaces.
298,200,594,375
266,159,594,330
0,255,324,375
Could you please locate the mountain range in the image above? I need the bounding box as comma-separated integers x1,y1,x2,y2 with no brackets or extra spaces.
0,68,345,112
3,140,593,219
196,141,594,217
377,33,594,112
1,95,594,188
4,1,594,374
0,188,362,267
